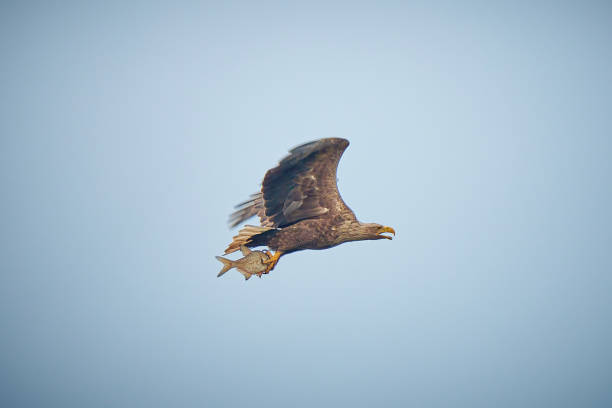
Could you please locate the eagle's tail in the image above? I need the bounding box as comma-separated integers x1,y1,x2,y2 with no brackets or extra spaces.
224,225,274,254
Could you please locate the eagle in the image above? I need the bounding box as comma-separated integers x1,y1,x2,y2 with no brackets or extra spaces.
224,138,395,275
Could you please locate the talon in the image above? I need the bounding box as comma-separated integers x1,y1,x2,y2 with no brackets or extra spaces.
262,250,284,274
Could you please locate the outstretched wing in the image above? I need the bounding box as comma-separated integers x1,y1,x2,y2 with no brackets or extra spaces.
229,138,355,228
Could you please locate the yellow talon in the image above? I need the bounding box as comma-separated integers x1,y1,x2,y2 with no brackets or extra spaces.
261,250,283,275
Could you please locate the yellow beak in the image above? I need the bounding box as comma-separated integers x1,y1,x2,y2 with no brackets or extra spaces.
378,226,396,239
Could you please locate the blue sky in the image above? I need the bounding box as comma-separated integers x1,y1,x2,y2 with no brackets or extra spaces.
2,2,611,407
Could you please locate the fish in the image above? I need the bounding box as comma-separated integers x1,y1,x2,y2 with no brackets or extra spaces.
215,245,271,280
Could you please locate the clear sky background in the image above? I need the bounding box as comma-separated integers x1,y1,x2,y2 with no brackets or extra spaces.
2,1,611,407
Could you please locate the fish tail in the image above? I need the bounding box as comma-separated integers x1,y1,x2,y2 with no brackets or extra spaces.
215,256,234,277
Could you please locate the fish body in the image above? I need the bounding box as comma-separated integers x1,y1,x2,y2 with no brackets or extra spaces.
216,245,270,280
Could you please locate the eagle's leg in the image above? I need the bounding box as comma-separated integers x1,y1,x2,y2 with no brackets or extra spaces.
258,250,283,276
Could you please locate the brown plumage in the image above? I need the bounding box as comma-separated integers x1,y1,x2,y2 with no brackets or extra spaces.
224,138,395,274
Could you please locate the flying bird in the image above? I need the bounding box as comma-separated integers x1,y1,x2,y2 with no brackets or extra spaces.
224,138,395,275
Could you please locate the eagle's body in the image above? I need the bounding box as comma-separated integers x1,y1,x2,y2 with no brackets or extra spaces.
223,138,394,275
248,217,354,253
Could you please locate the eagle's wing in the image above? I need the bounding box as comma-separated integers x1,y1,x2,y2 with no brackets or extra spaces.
229,138,355,228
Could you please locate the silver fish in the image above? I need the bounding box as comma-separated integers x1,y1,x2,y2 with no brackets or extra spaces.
215,245,270,280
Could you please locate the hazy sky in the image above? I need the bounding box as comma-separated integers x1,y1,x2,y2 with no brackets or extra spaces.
2,1,611,407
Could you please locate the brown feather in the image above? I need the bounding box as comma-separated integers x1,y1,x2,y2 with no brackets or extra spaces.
228,138,355,229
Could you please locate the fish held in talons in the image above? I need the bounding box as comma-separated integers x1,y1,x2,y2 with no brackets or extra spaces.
215,245,271,280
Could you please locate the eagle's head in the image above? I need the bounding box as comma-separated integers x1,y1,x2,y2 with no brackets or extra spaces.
354,222,396,241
